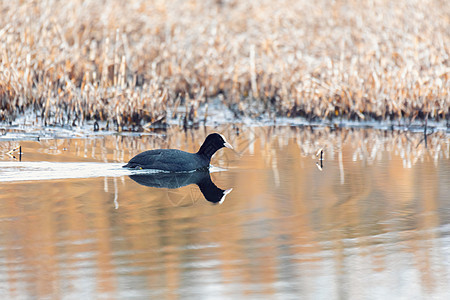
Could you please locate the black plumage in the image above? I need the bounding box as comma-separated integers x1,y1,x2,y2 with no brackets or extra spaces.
123,133,232,172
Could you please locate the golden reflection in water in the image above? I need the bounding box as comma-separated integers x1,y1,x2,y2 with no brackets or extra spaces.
0,126,449,298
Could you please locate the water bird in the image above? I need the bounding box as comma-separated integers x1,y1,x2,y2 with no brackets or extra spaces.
123,133,233,172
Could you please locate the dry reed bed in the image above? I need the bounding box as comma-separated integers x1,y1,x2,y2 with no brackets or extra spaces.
0,0,449,129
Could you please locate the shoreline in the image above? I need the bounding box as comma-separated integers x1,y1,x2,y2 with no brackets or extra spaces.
1,114,448,142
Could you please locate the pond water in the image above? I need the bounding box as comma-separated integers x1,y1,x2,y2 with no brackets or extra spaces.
0,126,449,299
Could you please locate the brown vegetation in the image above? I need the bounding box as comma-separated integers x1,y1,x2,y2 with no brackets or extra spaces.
0,0,449,129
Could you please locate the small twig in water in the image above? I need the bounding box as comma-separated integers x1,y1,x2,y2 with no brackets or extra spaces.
6,146,22,161
315,147,324,171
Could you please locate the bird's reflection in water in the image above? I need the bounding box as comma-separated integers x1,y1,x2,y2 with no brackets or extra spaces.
129,170,232,204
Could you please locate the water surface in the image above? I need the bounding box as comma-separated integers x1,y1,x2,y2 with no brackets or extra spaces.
0,126,449,299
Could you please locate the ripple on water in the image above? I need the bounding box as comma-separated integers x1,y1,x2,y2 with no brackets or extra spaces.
0,162,162,182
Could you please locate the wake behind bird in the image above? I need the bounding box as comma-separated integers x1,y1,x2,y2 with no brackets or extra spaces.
0,162,226,182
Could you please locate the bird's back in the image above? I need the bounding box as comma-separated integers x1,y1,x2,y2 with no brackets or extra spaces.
122,149,209,172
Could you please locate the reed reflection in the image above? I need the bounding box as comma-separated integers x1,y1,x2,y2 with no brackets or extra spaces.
128,170,232,204
0,126,449,299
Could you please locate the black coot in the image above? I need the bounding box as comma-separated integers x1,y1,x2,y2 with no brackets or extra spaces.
122,133,233,172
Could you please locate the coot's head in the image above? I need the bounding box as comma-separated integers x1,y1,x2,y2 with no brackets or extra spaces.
197,133,233,159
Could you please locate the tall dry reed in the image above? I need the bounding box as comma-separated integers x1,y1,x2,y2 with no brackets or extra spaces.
0,0,449,128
